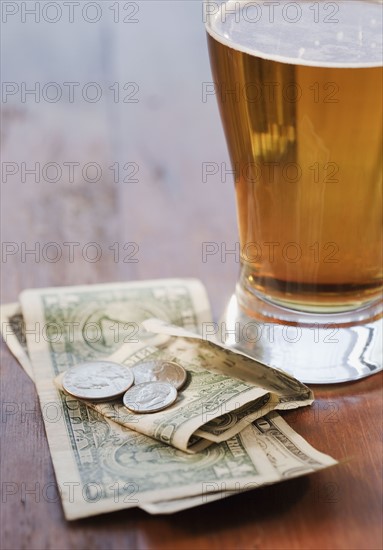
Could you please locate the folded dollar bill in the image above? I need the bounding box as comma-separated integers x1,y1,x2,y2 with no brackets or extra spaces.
54,322,313,452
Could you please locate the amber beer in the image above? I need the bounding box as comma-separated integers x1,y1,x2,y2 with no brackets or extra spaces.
207,5,382,313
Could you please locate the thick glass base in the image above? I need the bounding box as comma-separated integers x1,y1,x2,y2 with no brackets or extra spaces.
219,288,383,384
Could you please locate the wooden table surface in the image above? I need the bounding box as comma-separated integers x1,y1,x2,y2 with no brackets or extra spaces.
1,2,382,549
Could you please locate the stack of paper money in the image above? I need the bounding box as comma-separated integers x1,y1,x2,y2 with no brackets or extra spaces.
1,279,337,520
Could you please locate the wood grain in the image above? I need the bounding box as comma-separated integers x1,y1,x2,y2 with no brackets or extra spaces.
1,2,382,549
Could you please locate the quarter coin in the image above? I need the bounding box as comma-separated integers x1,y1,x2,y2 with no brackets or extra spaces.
132,360,187,390
62,361,134,400
123,381,178,413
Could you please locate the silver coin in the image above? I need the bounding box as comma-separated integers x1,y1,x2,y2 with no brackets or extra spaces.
62,361,134,400
132,360,187,390
123,381,178,413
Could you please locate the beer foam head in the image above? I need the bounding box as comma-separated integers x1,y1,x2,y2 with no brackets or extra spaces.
205,0,383,67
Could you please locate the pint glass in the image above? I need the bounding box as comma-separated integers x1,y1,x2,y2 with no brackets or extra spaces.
205,0,382,383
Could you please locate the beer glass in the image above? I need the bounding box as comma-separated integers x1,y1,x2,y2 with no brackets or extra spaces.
205,0,382,383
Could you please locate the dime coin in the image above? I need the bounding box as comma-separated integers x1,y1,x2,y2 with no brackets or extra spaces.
123,381,178,413
132,360,187,390
62,361,134,400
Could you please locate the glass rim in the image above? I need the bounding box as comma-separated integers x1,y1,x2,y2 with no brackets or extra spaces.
205,0,383,69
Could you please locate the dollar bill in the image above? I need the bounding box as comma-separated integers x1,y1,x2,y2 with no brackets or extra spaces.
1,302,33,380
54,330,310,452
54,347,276,453
0,279,337,519
140,411,338,514
143,318,314,403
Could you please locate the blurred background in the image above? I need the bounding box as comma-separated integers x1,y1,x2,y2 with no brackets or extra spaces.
1,0,238,317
